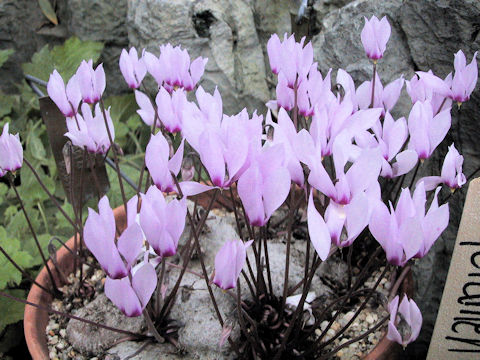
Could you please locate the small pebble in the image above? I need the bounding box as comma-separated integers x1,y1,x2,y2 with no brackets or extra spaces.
320,320,329,331
331,322,341,332
49,336,59,345
366,314,375,324
59,329,67,338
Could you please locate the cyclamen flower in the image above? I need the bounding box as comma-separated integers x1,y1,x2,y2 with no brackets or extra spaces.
145,132,184,193
306,144,383,252
119,47,147,89
369,112,418,178
143,44,207,91
139,185,187,257
105,262,157,317
387,295,422,347
65,103,115,154
213,239,253,290
356,75,404,113
83,196,144,279
76,59,106,104
135,87,187,133
406,72,452,115
0,123,23,176
451,50,478,103
237,144,291,227
420,143,466,191
47,70,82,117
182,87,263,187
369,182,449,266
360,16,391,60
267,33,313,88
266,108,304,186
407,100,451,160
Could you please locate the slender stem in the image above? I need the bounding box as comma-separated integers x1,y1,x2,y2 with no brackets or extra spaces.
229,187,257,290
158,190,219,320
407,161,422,191
237,279,258,355
171,178,240,356
262,227,273,296
273,257,321,360
281,185,296,314
388,264,411,301
370,61,377,108
316,315,389,360
317,264,390,351
142,309,164,344
23,159,79,232
155,258,166,317
9,176,58,291
0,245,55,296
0,291,146,338
99,98,128,218
346,244,353,290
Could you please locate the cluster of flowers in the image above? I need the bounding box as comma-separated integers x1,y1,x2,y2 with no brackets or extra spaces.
1,15,476,350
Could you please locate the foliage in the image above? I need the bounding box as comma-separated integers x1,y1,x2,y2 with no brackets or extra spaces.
0,37,143,330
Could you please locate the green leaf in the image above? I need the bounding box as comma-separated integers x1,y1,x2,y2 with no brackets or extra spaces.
0,49,14,68
0,227,33,288
106,162,139,208
38,0,58,25
20,233,53,267
0,289,26,333
22,37,104,82
0,92,16,118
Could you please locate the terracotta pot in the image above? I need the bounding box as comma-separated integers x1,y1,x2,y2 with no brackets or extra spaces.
24,206,127,360
24,204,413,360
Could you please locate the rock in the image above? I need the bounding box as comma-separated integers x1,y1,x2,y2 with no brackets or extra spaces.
0,0,68,93
67,0,129,94
127,0,270,115
107,341,184,360
311,0,415,117
66,294,145,355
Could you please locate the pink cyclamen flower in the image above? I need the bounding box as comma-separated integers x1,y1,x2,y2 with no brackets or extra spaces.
145,132,184,193
119,47,147,89
369,182,449,266
420,143,466,191
65,103,115,154
139,185,187,257
182,87,262,188
387,295,422,347
47,70,82,117
105,262,157,317
237,144,291,227
83,196,144,279
156,87,186,133
407,100,451,160
451,50,478,103
360,16,391,60
267,33,313,88
213,239,253,290
76,59,106,104
0,123,23,176
406,71,453,115
143,44,207,91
